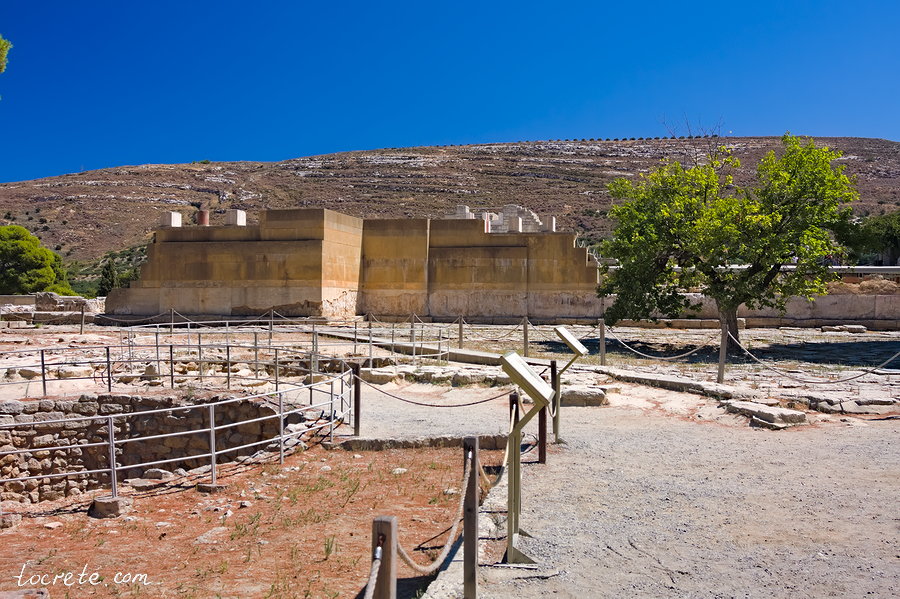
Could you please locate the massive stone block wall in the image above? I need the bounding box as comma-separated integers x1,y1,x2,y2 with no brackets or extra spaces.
108,208,603,320
108,209,363,318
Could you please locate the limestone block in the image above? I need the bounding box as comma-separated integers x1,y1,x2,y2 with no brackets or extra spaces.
0,401,24,415
560,385,608,407
89,495,133,518
56,365,94,379
360,368,397,384
725,401,806,425
17,368,41,379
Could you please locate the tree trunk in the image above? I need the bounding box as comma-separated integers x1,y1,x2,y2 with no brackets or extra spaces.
717,305,741,353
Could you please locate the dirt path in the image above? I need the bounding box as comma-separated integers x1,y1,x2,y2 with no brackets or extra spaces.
478,404,900,598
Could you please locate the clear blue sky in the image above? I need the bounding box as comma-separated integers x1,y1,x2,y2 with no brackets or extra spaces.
0,0,898,183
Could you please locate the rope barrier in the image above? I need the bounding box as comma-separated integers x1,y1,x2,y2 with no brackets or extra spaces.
396,457,472,576
356,376,512,408
363,548,382,599
606,327,717,361
727,331,900,385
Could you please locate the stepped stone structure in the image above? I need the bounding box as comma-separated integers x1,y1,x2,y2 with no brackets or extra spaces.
106,207,601,320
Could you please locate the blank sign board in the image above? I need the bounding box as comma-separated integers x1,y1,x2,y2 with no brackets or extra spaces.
554,326,589,357
500,351,553,406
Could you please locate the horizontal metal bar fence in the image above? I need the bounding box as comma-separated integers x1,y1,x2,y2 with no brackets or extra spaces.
0,349,357,497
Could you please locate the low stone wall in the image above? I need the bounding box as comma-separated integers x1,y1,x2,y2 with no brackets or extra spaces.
0,393,284,504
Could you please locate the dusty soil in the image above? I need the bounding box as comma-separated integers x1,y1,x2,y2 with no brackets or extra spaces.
0,443,504,599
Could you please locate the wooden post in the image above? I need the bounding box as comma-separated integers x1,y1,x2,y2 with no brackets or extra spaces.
352,362,361,436
538,402,547,464
599,320,607,366
79,305,85,335
372,516,398,599
463,436,479,599
551,359,560,441
717,319,728,384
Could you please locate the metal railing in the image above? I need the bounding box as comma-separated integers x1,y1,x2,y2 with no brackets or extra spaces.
0,344,357,500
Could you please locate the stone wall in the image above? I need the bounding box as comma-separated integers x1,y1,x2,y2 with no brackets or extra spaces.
0,394,282,504
103,207,900,326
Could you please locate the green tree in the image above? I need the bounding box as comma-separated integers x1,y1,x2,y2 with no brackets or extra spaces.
599,134,857,348
844,210,900,265
0,34,11,74
0,225,75,294
97,259,121,297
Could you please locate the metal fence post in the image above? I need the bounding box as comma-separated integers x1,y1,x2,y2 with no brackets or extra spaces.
80,304,85,335
329,380,335,442
368,320,373,366
198,333,203,384
354,321,358,355
170,308,174,335
209,404,217,485
253,332,259,376
352,362,361,436
107,415,118,498
278,392,285,465
269,310,273,345
106,346,112,392
372,516,397,599
169,345,175,388
458,316,464,350
274,348,280,393
463,436,479,599
155,328,161,374
523,317,529,357
226,344,231,390
40,350,47,397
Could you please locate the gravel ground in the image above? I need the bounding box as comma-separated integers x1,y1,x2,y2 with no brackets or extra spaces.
337,376,899,598
479,405,900,599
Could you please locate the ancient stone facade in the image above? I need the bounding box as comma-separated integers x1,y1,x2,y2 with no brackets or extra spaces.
106,207,602,320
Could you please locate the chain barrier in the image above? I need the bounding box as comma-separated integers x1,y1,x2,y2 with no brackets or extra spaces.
727,331,900,385
396,457,472,576
606,327,718,361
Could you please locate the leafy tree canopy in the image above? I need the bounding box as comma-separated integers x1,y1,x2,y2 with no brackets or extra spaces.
0,34,10,74
0,225,75,295
97,259,121,297
599,133,857,345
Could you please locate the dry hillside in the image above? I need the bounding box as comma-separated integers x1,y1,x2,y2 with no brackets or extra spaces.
0,136,898,262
